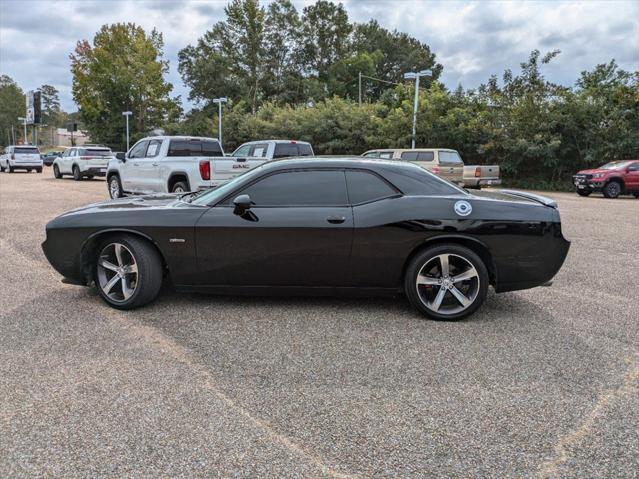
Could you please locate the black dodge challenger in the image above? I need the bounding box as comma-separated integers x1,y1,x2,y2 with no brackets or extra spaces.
42,158,570,320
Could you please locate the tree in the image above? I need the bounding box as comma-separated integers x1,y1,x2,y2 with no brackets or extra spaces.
0,75,25,146
352,21,442,100
299,1,352,79
39,84,64,127
70,23,180,149
179,0,266,113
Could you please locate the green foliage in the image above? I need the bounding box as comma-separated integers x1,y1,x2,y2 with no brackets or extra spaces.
0,75,26,146
71,23,180,149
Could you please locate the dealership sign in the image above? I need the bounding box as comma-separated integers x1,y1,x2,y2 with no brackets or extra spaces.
26,90,42,125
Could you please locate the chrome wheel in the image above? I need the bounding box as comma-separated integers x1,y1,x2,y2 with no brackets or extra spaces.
173,185,185,193
109,177,120,198
96,243,138,303
415,253,480,315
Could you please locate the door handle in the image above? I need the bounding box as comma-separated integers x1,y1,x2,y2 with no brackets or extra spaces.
152,163,159,167
133,162,139,167
326,215,346,224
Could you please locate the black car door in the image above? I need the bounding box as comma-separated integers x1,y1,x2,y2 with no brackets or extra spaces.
194,169,354,287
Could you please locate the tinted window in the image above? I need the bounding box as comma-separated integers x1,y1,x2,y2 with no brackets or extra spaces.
14,147,40,154
79,148,112,157
363,151,379,158
273,143,299,158
346,170,398,204
128,141,148,159
168,139,222,157
144,140,161,157
297,143,313,156
379,163,465,196
250,143,269,157
379,152,393,159
240,170,347,206
401,151,434,161
628,162,639,171
439,151,463,165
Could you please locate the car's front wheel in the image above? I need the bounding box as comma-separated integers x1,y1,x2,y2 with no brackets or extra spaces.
603,181,621,199
576,188,591,197
94,236,163,310
633,192,639,199
404,244,489,321
108,175,123,199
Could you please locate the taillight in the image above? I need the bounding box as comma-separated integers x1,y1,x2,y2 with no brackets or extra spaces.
79,156,91,160
475,167,481,177
199,160,210,180
432,166,441,174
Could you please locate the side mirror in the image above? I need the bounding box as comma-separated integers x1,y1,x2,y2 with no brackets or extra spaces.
233,194,253,214
116,152,126,161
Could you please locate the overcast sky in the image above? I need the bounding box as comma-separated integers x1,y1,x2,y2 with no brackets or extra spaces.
1,0,637,112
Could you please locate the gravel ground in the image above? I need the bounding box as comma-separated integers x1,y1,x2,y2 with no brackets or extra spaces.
1,170,638,478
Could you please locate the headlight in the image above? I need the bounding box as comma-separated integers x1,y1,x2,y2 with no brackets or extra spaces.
592,173,604,179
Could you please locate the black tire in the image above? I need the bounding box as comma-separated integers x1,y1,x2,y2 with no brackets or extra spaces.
27,168,32,173
8,164,14,173
108,175,123,199
171,181,189,193
576,188,592,197
53,164,62,178
602,181,621,199
0,165,5,172
36,167,42,173
93,235,163,310
72,165,82,181
633,193,639,199
404,244,489,321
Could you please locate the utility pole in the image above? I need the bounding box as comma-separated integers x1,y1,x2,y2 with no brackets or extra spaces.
212,97,228,148
403,69,432,149
122,111,132,151
18,117,27,144
358,72,362,106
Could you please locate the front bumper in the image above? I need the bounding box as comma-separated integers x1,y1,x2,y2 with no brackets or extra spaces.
573,176,605,191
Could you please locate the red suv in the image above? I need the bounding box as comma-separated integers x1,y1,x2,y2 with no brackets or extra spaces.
573,160,639,198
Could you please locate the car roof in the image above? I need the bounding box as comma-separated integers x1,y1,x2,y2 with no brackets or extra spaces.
241,139,312,145
260,156,430,172
139,135,219,142
365,148,457,153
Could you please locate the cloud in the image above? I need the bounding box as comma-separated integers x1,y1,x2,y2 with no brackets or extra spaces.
1,0,637,112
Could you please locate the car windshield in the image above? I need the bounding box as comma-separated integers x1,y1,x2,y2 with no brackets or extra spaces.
600,161,633,170
189,164,270,205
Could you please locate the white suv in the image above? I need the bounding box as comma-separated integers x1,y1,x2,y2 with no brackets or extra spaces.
0,145,43,173
53,145,114,180
106,136,268,198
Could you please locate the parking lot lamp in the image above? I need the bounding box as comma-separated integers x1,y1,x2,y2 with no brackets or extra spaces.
212,98,228,149
403,69,432,149
122,111,132,151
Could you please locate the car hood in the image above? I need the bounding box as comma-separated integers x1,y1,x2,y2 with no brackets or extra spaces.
576,168,608,175
59,194,186,217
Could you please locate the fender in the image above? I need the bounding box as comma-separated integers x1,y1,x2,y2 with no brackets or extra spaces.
167,170,191,191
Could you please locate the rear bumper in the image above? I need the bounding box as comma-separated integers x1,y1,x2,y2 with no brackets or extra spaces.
80,166,108,177
9,162,42,168
464,178,502,187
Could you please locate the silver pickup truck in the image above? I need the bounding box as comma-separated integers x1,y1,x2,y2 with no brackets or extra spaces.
463,165,501,189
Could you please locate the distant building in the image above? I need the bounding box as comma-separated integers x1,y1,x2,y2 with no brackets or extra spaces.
54,127,90,147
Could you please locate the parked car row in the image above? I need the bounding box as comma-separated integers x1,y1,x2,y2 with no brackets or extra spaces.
0,145,43,173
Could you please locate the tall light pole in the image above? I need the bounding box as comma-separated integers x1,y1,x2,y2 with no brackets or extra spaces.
403,69,432,149
212,97,228,149
122,111,132,151
17,117,27,144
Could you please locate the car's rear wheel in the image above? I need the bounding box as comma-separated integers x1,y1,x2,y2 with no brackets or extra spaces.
0,164,5,172
603,181,621,199
633,192,639,199
72,165,82,181
36,167,42,173
8,164,14,173
108,175,123,199
53,164,62,178
576,188,591,197
404,244,489,321
171,181,189,193
94,236,163,310
27,168,32,173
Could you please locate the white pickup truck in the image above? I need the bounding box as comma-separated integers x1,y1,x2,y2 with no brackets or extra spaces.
106,136,262,198
107,137,315,199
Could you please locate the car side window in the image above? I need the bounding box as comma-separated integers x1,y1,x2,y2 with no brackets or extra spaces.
146,139,162,158
232,144,252,157
346,170,399,205
379,152,393,159
363,151,379,158
273,143,299,159
439,151,463,165
237,170,348,207
129,141,148,159
628,163,639,171
400,151,419,161
417,152,434,161
250,143,268,158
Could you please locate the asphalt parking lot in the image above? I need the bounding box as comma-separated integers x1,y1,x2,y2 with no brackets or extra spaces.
1,170,638,478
